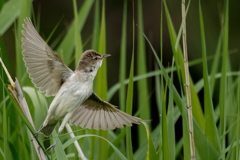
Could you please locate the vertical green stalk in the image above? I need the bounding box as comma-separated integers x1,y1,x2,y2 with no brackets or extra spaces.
199,0,220,153
73,0,83,67
137,0,151,146
237,72,240,160
89,1,100,159
126,53,134,160
95,0,107,96
158,1,164,159
119,0,127,111
72,1,84,158
91,0,100,50
57,0,94,63
167,59,176,160
126,1,135,159
219,0,228,158
16,0,31,85
95,0,108,159
162,84,170,160
2,63,8,160
163,0,204,132
16,0,31,157
209,34,222,94
181,0,195,158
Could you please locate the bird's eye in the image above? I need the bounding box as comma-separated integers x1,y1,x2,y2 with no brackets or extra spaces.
90,69,93,72
95,57,98,60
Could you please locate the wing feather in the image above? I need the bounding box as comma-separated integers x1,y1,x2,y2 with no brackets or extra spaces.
99,109,107,130
86,109,97,129
70,92,148,130
80,109,94,127
21,17,73,97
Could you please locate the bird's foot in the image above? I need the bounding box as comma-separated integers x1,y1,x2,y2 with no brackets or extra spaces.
31,132,40,141
46,143,56,153
33,132,40,137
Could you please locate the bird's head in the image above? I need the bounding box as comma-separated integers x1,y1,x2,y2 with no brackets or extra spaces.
76,50,111,75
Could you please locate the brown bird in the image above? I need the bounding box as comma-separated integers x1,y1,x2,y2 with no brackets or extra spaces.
21,17,147,151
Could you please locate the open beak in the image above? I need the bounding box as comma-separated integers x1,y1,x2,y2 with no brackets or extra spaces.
101,54,111,59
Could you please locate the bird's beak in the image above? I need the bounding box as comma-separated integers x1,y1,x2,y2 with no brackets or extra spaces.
101,54,111,59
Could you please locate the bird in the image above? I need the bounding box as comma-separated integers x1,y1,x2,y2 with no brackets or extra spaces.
21,17,147,151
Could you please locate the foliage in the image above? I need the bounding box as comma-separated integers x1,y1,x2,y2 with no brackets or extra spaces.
0,0,239,159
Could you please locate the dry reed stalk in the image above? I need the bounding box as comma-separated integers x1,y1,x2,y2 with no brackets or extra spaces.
181,0,196,159
0,57,46,160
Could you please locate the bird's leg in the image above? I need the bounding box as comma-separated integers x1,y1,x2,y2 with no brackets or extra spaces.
46,134,59,152
33,124,45,137
46,113,73,152
34,107,55,137
33,122,47,138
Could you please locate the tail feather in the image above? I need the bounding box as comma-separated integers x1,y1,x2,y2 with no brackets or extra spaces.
39,123,58,137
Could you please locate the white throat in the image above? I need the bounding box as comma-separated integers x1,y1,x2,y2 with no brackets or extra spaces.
77,60,103,82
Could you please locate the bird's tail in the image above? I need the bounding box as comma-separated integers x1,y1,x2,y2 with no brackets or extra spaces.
39,122,58,137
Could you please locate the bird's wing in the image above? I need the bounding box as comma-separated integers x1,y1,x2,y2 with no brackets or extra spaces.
70,92,147,130
21,17,74,97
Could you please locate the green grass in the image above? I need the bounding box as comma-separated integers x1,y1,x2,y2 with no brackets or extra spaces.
0,0,240,160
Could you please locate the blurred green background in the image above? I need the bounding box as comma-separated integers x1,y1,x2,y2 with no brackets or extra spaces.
1,0,240,159
3,0,240,80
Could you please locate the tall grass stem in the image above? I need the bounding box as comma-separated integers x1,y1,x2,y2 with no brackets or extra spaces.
181,0,195,159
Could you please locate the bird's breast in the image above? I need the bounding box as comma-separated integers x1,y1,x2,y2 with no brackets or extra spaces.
49,75,93,120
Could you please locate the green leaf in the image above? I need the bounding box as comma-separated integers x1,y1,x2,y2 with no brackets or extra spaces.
199,0,220,153
52,130,68,160
136,0,151,146
94,1,109,159
16,0,31,84
0,0,23,35
72,0,83,67
119,0,127,111
167,59,176,160
219,0,229,156
141,122,157,160
141,21,220,160
163,0,205,132
125,51,134,160
56,0,94,63
125,1,136,158
62,134,128,160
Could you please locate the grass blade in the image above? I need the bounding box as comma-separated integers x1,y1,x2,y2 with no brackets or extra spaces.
199,0,220,153
141,122,157,160
125,2,135,158
163,0,205,132
57,0,94,63
126,52,134,160
141,25,220,160
0,0,22,35
219,1,229,158
63,134,128,160
72,0,83,67
167,59,176,160
91,0,100,50
16,0,31,84
1,65,8,160
119,0,127,111
136,0,151,146
161,79,170,160
94,1,108,159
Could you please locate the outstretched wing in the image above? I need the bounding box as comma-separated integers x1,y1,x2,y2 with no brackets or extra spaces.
70,92,148,130
21,17,73,97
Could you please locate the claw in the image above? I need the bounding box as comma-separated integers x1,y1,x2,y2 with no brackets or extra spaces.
46,143,56,152
33,132,39,137
31,132,39,141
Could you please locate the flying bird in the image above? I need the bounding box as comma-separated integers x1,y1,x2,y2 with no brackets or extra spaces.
21,18,147,151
